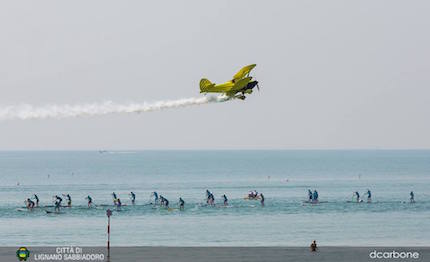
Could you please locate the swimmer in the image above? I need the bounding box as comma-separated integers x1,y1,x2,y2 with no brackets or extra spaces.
179,197,185,210
130,192,136,205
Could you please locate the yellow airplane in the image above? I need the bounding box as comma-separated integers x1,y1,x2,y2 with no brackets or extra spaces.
199,64,259,100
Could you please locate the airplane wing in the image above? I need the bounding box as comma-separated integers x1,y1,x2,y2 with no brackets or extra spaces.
232,64,256,81
200,78,234,93
230,77,252,91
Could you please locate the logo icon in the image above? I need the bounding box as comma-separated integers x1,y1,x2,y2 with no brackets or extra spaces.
16,247,30,261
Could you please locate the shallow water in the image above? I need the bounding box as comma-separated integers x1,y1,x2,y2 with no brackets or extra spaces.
0,150,429,246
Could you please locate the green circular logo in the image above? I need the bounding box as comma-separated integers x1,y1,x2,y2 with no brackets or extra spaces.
16,247,30,261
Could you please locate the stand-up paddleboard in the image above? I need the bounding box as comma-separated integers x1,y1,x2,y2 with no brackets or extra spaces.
302,200,327,204
16,208,29,212
243,196,261,200
43,205,70,208
19,206,43,209
217,205,232,208
45,210,64,214
346,200,364,203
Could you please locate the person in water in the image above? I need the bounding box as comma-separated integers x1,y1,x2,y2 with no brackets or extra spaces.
366,189,372,203
260,193,265,206
26,198,35,210
179,197,185,210
33,194,39,207
86,195,93,208
130,192,136,205
312,190,319,202
308,189,313,201
223,194,228,206
410,191,415,203
355,191,360,203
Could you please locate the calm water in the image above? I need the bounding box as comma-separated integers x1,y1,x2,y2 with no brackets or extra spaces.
0,150,429,246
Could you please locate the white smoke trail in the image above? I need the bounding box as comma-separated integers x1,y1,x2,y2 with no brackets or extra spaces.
0,95,231,120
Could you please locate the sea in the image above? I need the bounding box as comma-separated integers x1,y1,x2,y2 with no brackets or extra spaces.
0,150,429,246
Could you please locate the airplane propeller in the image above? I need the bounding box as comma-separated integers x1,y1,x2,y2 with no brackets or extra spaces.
257,83,260,91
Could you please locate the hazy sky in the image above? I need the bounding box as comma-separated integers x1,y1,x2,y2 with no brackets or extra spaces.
0,1,429,150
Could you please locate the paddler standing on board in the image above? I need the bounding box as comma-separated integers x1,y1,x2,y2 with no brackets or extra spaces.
86,195,93,208
54,195,62,213
206,190,215,205
260,193,265,206
222,194,228,206
160,196,169,208
33,194,40,207
151,191,159,205
366,189,372,203
63,194,72,207
112,192,118,205
410,191,415,203
115,198,122,210
354,191,360,203
312,190,319,203
130,191,136,205
179,197,185,210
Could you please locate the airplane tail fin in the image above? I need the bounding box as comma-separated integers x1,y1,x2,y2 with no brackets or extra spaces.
200,78,214,93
